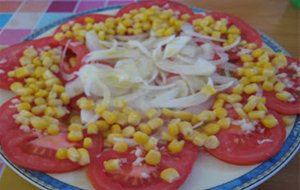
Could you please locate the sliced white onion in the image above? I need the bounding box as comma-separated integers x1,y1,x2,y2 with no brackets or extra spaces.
127,40,151,57
65,78,84,98
223,35,241,51
85,30,101,51
163,36,191,59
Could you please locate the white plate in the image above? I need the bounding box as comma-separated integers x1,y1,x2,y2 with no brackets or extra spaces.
0,5,299,190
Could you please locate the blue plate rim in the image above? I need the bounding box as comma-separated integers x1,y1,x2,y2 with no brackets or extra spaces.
0,4,299,190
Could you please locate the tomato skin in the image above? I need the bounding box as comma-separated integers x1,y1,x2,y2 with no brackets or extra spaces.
116,0,194,17
54,14,111,34
0,97,20,143
0,37,59,89
206,111,286,165
2,129,82,173
88,143,199,190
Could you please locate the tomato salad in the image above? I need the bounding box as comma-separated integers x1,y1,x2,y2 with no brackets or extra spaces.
0,0,299,189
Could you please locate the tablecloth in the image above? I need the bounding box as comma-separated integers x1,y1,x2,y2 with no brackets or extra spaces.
0,0,136,189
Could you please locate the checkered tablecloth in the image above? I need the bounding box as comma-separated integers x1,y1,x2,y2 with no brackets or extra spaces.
0,0,139,48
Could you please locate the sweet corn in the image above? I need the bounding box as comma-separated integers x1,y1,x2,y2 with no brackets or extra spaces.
244,83,258,94
192,131,208,146
68,123,83,131
217,117,231,128
95,120,109,131
173,111,193,121
234,107,247,119
249,75,265,83
261,114,278,128
102,111,117,125
160,168,180,183
204,135,220,149
147,118,163,130
178,121,193,139
31,105,47,115
167,122,180,136
67,131,83,142
83,137,93,148
128,111,142,125
168,139,185,154
16,102,31,111
122,126,135,138
201,85,217,96
113,141,128,153
78,148,90,165
248,110,266,120
70,115,81,124
77,97,95,110
67,147,80,162
262,81,274,91
274,82,285,92
87,123,98,134
203,123,220,135
133,131,149,144
14,67,32,78
240,54,254,62
145,108,159,119
252,48,264,58
214,107,228,119
232,84,244,95
145,149,161,165
226,94,242,103
161,131,176,141
282,116,294,126
95,103,107,115
30,116,48,130
243,97,258,112
161,108,173,117
104,159,121,172
56,148,67,160
47,124,60,135
275,91,291,101
106,133,123,144
198,110,216,122
116,112,128,125
111,124,122,134
213,99,225,109
144,137,158,151
138,123,152,135
113,98,127,108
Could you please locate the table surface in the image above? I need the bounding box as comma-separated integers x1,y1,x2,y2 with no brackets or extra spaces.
0,0,299,189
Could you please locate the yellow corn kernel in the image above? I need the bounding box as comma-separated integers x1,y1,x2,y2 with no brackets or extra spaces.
217,118,231,129
35,89,48,97
168,139,185,154
53,107,67,118
87,123,98,134
201,85,217,96
248,110,266,120
52,84,64,93
96,120,110,131
68,123,83,131
252,48,264,58
128,111,142,125
261,114,278,128
147,118,164,130
122,126,135,138
56,148,67,160
275,91,291,101
102,111,117,125
167,122,180,136
23,48,38,58
198,110,216,122
54,32,64,41
178,121,193,140
113,141,128,153
192,131,208,146
111,124,122,134
145,108,158,119
95,103,107,115
10,82,23,91
67,131,83,142
30,117,48,130
282,116,294,126
104,159,121,172
138,123,152,135
240,54,254,62
243,97,258,112
226,94,242,103
161,108,173,117
160,168,180,183
106,133,123,145
78,148,90,165
133,131,149,144
214,107,228,119
203,123,220,135
70,115,81,124
47,124,60,135
15,66,32,78
145,149,161,166
59,92,70,105
31,105,46,115
113,98,127,108
232,84,244,95
66,147,80,162
227,25,240,34
16,102,31,111
161,131,176,141
257,102,267,111
244,83,259,94
233,106,247,119
173,111,193,121
144,137,158,151
239,77,251,85
83,137,93,148
77,97,95,110
204,135,220,149
212,99,224,110
262,81,274,91
236,67,244,76
249,75,266,83
33,97,45,106
272,53,287,68
243,62,255,68
274,82,285,92
262,67,276,77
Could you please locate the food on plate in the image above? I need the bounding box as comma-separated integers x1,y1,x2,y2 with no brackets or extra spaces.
0,0,298,189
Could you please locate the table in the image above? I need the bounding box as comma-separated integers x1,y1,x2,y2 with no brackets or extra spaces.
0,0,299,189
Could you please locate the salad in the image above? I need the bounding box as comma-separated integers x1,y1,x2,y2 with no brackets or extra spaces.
0,0,299,189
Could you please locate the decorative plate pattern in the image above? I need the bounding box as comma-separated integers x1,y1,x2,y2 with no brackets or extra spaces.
0,5,299,190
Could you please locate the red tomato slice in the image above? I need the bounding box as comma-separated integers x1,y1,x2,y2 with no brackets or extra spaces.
54,14,111,34
88,143,198,190
206,111,286,165
264,57,300,115
2,129,81,173
0,97,20,142
116,0,194,17
0,37,59,89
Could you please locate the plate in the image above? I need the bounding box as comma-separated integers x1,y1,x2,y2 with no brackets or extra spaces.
0,5,299,190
